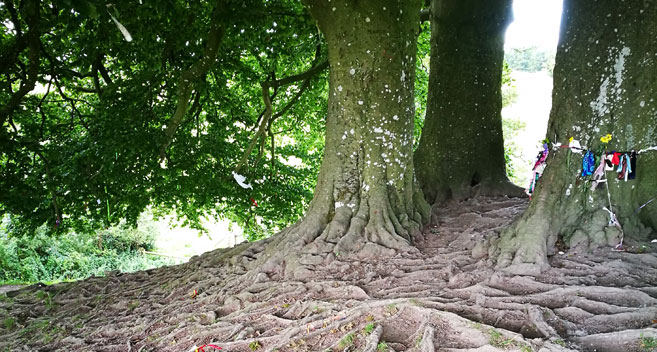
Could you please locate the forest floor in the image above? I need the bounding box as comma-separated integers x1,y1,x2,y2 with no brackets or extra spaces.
1,196,657,352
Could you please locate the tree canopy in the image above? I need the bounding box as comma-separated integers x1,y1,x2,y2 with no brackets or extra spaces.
1,0,327,239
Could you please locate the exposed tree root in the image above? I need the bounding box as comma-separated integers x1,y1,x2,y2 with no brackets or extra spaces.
1,197,656,351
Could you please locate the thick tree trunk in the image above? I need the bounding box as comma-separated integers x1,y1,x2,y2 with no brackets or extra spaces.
414,0,522,203
249,0,430,278
496,0,657,273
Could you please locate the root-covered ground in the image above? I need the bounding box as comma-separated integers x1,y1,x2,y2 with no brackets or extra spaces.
2,197,657,351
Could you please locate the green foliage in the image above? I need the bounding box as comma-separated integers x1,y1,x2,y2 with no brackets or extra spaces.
363,323,375,335
0,0,327,241
501,59,521,185
249,340,262,351
502,118,527,185
3,318,15,331
413,21,431,148
640,334,657,351
488,329,529,350
377,342,388,352
0,214,173,283
501,61,518,107
505,47,556,75
337,333,354,350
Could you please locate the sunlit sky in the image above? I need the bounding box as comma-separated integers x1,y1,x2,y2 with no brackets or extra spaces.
505,0,564,50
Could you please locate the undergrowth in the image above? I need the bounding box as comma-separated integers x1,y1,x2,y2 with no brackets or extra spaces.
0,214,174,283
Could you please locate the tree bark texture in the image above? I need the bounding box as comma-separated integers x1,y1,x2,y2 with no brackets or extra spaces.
414,0,520,204
252,0,431,277
496,0,657,273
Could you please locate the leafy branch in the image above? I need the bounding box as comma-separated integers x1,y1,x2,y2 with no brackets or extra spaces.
159,0,229,160
233,59,328,174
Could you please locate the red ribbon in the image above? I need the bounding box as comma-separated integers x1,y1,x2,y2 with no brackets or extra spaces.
250,197,258,207
196,344,222,352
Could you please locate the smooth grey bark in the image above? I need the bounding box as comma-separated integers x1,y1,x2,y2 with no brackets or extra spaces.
252,0,431,277
414,0,522,204
496,0,657,273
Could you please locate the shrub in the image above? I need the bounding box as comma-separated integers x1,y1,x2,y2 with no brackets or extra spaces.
0,214,174,283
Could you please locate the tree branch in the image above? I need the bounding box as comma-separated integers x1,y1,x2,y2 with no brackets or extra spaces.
0,2,27,76
233,59,327,174
265,60,328,89
6,0,22,37
73,85,99,94
53,76,91,131
233,85,273,175
92,64,102,96
96,54,113,86
271,70,315,122
0,0,41,127
269,128,275,175
38,78,53,139
159,0,228,160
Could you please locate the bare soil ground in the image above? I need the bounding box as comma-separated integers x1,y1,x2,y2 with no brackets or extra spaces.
1,197,656,351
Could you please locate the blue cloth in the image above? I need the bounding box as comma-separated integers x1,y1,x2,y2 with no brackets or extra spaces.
582,151,595,176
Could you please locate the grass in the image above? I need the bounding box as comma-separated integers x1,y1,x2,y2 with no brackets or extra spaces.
3,318,15,330
128,300,140,311
337,333,354,350
363,323,375,335
469,321,483,330
488,328,530,350
640,334,657,351
249,340,261,351
377,342,388,352
35,290,55,309
19,319,50,338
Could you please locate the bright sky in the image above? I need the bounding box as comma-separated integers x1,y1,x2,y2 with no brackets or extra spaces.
505,0,564,49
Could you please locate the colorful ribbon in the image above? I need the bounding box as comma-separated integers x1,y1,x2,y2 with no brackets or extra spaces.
196,344,222,352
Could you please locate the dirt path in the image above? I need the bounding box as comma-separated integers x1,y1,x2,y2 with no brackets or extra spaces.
1,197,656,351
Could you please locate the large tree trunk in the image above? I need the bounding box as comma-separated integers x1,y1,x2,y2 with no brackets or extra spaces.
496,0,657,273
247,0,430,278
414,0,522,204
